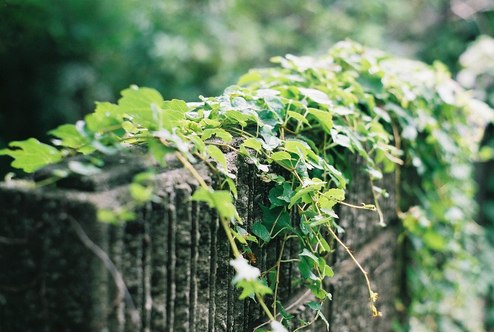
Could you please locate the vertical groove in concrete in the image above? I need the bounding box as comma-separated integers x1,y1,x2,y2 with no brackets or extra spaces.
214,219,229,331
149,197,168,331
189,200,199,331
173,184,192,331
123,217,143,332
226,244,234,332
195,202,212,332
208,213,218,332
108,222,125,331
142,203,153,332
166,190,177,331
0,153,401,332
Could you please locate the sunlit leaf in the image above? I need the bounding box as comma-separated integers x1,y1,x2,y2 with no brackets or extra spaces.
0,138,62,173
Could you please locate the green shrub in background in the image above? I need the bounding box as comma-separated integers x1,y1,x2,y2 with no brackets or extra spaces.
459,34,494,331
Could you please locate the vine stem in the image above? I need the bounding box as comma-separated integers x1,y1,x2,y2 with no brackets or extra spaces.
369,177,386,227
291,167,380,316
391,120,405,217
272,236,288,314
324,224,380,315
339,201,377,211
176,150,275,321
257,294,275,321
66,214,140,326
175,151,241,258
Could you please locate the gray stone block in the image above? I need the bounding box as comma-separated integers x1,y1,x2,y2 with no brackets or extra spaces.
0,152,401,331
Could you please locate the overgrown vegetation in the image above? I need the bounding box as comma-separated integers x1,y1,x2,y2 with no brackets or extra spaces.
1,0,490,175
459,34,494,331
1,41,492,331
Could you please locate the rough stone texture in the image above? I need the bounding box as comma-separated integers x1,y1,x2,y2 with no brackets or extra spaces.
0,152,401,331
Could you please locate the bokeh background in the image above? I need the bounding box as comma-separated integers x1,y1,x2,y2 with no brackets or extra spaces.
1,0,493,155
1,0,494,330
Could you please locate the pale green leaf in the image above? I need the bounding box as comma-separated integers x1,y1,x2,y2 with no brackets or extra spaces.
85,102,123,133
270,151,292,162
118,86,164,129
288,180,324,208
240,138,263,154
202,128,233,143
129,183,153,203
298,87,332,105
49,124,90,151
307,108,333,133
287,111,310,125
191,188,237,220
0,138,62,173
207,145,228,170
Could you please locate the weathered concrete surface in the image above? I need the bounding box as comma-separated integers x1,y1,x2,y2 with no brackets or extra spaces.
0,152,401,331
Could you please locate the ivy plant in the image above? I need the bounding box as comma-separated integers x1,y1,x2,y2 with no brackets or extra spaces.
1,40,492,331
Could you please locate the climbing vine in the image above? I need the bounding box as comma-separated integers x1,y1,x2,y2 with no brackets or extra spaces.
1,40,492,331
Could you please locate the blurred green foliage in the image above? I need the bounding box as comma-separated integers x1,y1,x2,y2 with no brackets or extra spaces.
460,34,494,331
1,0,491,149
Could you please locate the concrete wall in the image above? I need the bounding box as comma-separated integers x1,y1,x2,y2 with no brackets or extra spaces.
0,152,402,331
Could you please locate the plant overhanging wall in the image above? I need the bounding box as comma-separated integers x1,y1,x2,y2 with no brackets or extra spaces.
1,40,492,331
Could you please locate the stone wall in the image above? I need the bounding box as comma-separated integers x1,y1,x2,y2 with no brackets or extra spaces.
0,152,402,331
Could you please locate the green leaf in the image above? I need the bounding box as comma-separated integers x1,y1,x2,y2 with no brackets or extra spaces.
240,138,263,155
277,301,295,320
283,139,318,162
207,145,228,170
148,139,175,165
299,248,319,263
160,99,189,131
236,279,272,300
298,257,317,280
268,182,294,208
307,108,333,133
224,177,238,199
97,208,135,224
191,188,237,220
331,131,352,149
129,183,153,203
122,120,140,134
0,138,62,173
86,102,123,133
287,111,310,125
251,222,271,243
309,283,329,300
97,209,118,224
319,237,332,253
323,264,334,278
298,87,332,105
423,231,447,251
49,124,91,152
270,151,292,162
202,128,233,143
307,301,322,311
231,228,248,245
319,188,345,210
309,217,332,228
288,179,325,208
224,110,257,127
118,86,164,129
